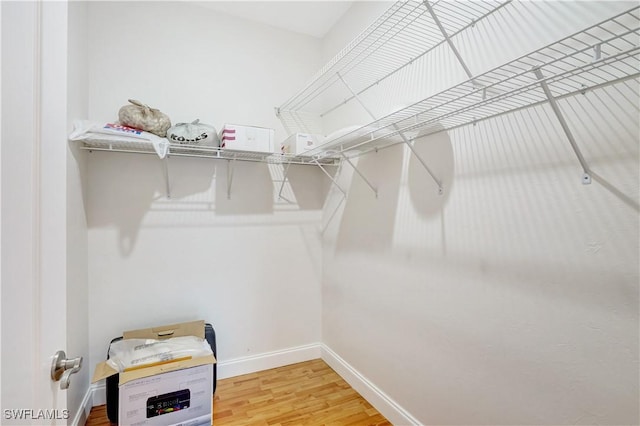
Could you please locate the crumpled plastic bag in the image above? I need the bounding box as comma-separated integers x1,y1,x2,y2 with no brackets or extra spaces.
107,335,212,372
69,120,170,159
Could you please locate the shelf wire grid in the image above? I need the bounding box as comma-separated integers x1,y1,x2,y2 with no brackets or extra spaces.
277,0,509,116
301,6,640,159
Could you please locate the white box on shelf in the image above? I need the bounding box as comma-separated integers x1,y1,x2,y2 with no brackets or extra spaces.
220,124,275,153
281,133,324,156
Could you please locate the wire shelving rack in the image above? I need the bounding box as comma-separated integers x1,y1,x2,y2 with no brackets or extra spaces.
277,0,509,117
301,6,640,159
275,2,639,194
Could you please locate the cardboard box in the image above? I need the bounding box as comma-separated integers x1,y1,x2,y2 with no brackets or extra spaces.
92,320,216,426
280,133,324,155
220,124,275,153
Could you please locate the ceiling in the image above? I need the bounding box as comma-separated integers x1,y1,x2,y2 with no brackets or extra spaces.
192,1,354,38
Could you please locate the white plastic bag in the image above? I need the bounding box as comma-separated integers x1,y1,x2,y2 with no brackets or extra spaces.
106,335,212,373
166,119,220,146
69,120,169,159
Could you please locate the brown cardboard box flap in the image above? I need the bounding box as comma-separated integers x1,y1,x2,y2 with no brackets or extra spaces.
118,354,216,384
92,360,119,383
123,320,205,340
92,354,216,384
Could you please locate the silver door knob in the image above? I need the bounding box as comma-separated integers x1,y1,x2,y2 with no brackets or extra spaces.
51,350,82,390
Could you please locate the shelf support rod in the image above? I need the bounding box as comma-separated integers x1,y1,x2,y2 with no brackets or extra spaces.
339,152,378,198
321,161,346,235
162,156,171,199
322,193,346,236
313,159,347,196
227,156,236,199
277,161,292,200
336,72,378,121
402,138,444,194
336,72,443,194
532,66,591,184
423,0,474,81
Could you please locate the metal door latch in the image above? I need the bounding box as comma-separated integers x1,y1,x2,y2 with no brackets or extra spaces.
51,350,82,390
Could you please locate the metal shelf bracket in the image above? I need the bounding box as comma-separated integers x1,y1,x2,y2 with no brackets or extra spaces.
277,161,292,200
404,139,444,194
163,156,171,199
321,162,347,235
423,0,474,81
337,71,443,195
403,138,444,194
314,158,347,196
532,66,592,184
339,152,378,198
336,73,378,120
227,156,237,199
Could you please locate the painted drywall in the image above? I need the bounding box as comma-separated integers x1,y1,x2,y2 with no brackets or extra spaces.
66,1,90,424
321,1,639,424
193,2,352,38
84,2,326,381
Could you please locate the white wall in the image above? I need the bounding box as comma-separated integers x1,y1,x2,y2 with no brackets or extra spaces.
321,1,639,425
66,1,90,424
84,1,327,383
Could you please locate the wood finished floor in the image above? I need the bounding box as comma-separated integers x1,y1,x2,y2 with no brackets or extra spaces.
85,359,391,426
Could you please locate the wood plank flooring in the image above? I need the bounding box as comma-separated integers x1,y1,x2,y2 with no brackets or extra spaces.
85,359,391,425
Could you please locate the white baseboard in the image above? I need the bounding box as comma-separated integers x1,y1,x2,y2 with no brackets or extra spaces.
217,342,321,379
72,385,95,426
91,382,106,407
320,344,422,426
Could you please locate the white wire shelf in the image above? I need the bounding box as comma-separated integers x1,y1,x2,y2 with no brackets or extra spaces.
77,139,340,166
277,0,509,117
302,6,640,159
